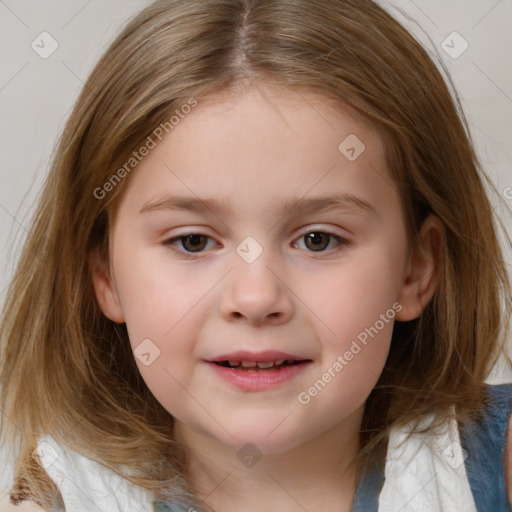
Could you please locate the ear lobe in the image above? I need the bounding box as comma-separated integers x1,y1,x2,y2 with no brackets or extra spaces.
395,214,445,322
88,246,125,323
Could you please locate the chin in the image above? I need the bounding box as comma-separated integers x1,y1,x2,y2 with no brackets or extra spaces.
213,421,307,454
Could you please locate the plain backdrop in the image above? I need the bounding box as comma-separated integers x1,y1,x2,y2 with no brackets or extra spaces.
0,0,511,379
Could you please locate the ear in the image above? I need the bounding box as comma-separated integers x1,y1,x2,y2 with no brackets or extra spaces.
88,246,125,323
395,214,445,322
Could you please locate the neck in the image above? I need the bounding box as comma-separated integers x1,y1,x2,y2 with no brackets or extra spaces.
173,406,364,512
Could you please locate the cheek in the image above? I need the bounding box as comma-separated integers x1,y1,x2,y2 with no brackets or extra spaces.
113,242,205,342
112,259,199,397
298,285,396,418
300,237,404,399
307,250,403,348
128,326,199,420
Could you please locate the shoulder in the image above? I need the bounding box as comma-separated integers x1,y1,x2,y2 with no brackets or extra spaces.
506,404,512,504
487,383,512,503
457,383,512,509
485,383,512,503
0,496,47,512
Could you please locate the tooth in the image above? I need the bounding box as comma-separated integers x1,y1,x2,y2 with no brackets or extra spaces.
256,361,275,369
228,361,241,366
275,360,284,365
240,361,257,368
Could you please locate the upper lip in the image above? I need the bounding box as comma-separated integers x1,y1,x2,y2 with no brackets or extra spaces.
206,350,309,363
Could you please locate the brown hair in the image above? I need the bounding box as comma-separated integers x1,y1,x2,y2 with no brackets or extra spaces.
1,0,510,509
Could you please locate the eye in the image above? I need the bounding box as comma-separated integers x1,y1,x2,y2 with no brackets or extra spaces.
293,230,350,253
162,233,217,258
161,229,351,258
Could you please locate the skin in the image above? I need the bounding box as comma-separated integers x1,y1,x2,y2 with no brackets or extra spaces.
89,83,447,512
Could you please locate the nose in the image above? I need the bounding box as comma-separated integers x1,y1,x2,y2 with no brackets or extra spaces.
219,254,294,325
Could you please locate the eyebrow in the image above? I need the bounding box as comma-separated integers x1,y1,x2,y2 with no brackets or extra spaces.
139,192,378,218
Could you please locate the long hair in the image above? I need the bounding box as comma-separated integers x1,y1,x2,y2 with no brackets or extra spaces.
1,0,510,509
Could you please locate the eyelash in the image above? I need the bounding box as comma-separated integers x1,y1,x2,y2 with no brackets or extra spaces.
161,230,351,259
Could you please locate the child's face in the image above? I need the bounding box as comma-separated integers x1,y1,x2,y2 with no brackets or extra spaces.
91,84,438,453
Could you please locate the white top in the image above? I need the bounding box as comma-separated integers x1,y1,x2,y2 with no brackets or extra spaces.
1,411,477,512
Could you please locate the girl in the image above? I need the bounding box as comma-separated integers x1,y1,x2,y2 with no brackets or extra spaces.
1,0,511,511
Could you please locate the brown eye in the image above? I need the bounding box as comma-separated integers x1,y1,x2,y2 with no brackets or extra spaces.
180,234,209,252
295,231,348,253
162,230,350,259
303,232,331,251
162,232,215,258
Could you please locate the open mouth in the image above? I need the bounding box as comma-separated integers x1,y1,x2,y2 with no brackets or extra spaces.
207,357,312,390
213,360,306,371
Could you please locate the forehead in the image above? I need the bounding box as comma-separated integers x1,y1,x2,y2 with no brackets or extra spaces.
112,84,398,224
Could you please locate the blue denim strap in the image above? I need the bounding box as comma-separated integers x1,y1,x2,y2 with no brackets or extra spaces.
350,456,384,512
458,383,512,512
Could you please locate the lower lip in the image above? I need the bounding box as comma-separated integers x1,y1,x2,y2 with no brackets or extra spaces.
206,361,311,391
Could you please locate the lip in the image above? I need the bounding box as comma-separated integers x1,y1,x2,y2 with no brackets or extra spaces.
206,349,306,363
206,360,312,392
